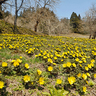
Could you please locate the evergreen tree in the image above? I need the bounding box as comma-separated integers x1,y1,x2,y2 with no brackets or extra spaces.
78,14,81,20
70,12,80,33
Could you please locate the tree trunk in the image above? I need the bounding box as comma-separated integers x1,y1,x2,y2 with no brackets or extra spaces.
13,0,17,33
34,20,39,32
13,0,24,33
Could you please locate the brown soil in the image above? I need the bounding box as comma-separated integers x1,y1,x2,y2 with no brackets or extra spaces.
59,33,90,38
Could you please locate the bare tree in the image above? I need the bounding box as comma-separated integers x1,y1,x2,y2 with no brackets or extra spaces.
33,0,60,32
85,4,96,39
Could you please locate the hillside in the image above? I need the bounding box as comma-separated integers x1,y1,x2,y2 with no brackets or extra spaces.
0,20,43,35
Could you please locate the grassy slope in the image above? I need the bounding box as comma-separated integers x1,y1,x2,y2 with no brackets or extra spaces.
0,20,43,35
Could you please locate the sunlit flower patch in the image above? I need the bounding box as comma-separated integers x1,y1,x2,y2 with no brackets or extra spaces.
0,34,96,95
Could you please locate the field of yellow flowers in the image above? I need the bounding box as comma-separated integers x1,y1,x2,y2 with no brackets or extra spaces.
0,34,96,96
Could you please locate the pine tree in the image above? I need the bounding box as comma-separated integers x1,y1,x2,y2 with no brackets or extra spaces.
70,12,80,33
78,14,81,20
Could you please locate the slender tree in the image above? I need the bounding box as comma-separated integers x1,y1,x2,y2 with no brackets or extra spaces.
34,0,60,32
13,0,24,33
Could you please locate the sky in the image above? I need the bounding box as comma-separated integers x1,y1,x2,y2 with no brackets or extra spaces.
55,0,96,19
4,0,96,20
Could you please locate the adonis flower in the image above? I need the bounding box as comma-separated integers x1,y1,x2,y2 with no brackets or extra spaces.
17,59,22,63
85,66,89,71
13,61,19,67
83,86,87,93
77,73,81,78
91,59,95,63
75,58,79,62
0,81,4,89
38,77,44,85
86,73,90,77
2,62,7,67
23,75,30,83
68,76,76,85
62,64,66,68
72,63,76,67
94,74,96,78
25,63,29,69
37,69,42,75
20,56,22,59
87,64,92,69
48,58,53,63
82,73,87,80
48,66,53,71
56,79,62,84
66,62,71,67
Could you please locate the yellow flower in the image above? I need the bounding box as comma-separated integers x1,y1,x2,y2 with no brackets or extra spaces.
79,64,82,67
0,71,1,74
31,82,33,85
54,56,57,60
68,76,76,85
52,63,56,66
88,64,91,69
56,79,62,84
20,56,22,59
66,62,71,67
0,81,4,89
43,56,47,59
77,73,81,78
75,58,79,62
13,61,19,67
11,60,16,63
62,64,66,68
48,66,53,71
91,59,95,63
38,77,44,85
86,81,88,84
61,59,63,62
83,86,87,93
90,63,94,67
86,73,90,77
82,73,87,80
94,74,96,78
17,59,22,63
23,75,30,82
72,63,76,67
48,58,53,63
2,62,7,67
37,69,42,75
83,60,86,63
85,66,89,71
25,63,29,69
79,60,82,63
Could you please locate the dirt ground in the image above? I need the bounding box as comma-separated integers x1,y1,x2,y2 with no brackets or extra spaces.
59,33,90,38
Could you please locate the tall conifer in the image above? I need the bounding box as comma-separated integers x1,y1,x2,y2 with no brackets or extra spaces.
70,12,80,33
